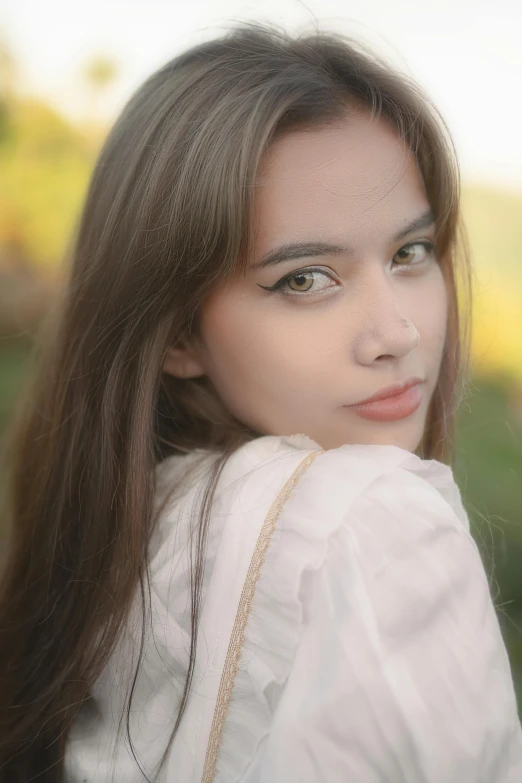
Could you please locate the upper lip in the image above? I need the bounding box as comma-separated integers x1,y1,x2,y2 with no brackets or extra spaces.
348,377,424,406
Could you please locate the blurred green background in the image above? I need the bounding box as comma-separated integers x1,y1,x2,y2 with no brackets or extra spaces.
0,29,521,717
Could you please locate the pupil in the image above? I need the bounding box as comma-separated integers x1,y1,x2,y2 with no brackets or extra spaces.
288,272,313,291
293,274,310,289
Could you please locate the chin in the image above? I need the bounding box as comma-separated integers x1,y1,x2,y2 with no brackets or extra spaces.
371,429,423,453
320,420,424,452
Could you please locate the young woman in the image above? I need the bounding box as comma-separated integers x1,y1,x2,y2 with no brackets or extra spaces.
1,21,521,783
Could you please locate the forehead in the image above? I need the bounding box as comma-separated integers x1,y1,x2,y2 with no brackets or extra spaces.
252,112,429,246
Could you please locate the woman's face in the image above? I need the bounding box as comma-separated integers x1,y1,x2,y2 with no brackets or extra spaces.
164,111,448,452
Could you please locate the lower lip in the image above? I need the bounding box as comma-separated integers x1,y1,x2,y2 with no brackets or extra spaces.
346,382,423,422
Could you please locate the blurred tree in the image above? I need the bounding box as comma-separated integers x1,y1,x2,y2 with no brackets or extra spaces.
81,54,119,144
0,98,92,276
0,37,17,147
83,55,118,91
461,186,522,389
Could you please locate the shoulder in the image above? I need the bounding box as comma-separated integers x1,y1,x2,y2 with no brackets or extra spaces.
231,434,470,536
153,433,469,538
204,433,471,614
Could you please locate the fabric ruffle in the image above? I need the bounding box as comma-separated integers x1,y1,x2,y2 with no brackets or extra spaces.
215,435,470,781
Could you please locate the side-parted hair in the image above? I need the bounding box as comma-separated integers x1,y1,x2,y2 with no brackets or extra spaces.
0,21,472,781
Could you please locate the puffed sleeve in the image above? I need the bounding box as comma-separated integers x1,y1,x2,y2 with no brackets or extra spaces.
245,462,522,782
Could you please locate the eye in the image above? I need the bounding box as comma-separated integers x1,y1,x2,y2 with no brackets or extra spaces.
258,267,338,298
392,240,435,269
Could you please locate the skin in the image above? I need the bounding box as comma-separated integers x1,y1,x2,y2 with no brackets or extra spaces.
164,110,448,452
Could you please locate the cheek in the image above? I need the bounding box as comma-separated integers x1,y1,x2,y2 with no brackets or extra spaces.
199,289,327,399
198,288,286,382
199,291,252,371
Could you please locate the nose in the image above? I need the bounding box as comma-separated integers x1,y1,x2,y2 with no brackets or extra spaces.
353,272,420,365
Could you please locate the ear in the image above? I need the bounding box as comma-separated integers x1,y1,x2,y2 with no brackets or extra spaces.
163,339,206,379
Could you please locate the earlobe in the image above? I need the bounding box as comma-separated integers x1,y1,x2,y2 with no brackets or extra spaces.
163,344,206,379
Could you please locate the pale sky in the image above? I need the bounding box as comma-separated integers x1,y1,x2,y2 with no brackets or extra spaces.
1,0,521,190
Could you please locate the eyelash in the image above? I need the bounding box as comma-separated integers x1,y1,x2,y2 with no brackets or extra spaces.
259,241,436,299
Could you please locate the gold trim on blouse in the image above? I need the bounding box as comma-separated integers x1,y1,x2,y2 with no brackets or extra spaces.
201,449,324,783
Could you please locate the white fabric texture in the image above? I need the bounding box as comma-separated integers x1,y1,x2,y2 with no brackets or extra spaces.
65,434,522,782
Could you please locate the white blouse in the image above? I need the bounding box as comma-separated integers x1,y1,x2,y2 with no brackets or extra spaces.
65,434,522,782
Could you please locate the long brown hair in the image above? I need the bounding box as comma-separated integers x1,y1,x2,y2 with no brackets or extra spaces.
0,20,472,781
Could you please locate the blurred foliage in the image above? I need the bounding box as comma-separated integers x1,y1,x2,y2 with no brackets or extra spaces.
0,38,116,275
454,376,522,712
461,186,522,386
0,98,93,271
83,55,119,90
0,36,520,715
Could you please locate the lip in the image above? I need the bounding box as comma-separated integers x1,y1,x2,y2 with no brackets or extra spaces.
348,377,424,406
345,378,424,423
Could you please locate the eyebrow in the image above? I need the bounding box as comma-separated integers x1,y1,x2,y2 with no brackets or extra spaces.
251,209,436,271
